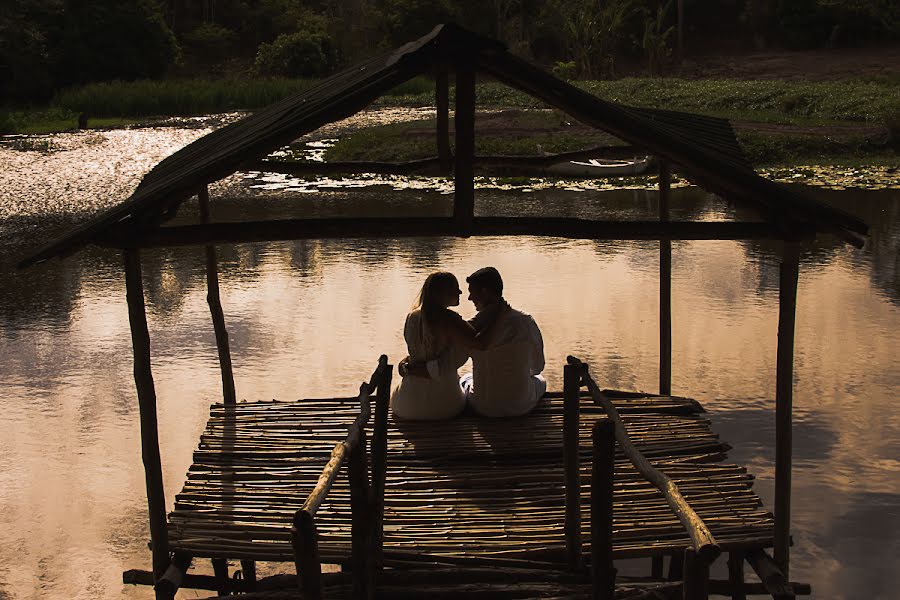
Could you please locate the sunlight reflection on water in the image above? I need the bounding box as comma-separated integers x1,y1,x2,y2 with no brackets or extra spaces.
0,111,898,599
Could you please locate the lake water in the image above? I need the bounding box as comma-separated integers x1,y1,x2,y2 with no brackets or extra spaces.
0,114,898,599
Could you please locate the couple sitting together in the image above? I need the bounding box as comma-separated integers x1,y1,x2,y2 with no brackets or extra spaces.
391,267,546,420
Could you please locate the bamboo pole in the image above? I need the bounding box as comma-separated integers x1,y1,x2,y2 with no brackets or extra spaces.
659,160,672,396
563,364,581,570
103,217,816,249
122,249,171,590
435,64,452,174
592,419,616,600
371,356,392,569
292,509,322,600
775,241,800,577
198,186,236,405
567,357,720,564
453,61,476,230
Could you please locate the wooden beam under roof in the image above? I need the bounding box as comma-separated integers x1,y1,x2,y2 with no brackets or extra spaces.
96,217,817,249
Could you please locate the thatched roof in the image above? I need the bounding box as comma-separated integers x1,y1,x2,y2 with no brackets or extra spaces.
19,23,867,268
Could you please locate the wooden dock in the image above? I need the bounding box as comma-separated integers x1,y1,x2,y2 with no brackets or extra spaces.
144,360,804,598
171,394,771,564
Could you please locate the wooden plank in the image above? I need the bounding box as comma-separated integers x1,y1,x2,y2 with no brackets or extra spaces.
102,218,818,249
775,241,800,577
198,186,236,405
123,248,171,588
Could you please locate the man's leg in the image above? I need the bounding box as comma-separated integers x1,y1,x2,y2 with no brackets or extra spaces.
460,373,475,403
533,374,547,400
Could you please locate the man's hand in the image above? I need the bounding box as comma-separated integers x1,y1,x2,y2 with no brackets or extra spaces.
398,356,431,378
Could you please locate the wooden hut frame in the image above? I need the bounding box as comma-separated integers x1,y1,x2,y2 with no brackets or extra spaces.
19,23,867,600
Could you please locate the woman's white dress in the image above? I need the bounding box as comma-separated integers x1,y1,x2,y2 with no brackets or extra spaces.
390,309,469,420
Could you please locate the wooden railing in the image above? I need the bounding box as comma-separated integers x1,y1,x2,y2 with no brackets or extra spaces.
292,355,392,600
565,356,721,600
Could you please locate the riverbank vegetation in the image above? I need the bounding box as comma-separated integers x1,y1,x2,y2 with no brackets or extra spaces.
317,108,896,167
4,75,897,131
4,0,898,106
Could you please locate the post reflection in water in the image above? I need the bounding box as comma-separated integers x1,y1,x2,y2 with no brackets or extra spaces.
0,184,898,600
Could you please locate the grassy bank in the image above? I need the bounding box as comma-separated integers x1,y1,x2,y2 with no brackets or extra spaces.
4,75,898,134
320,111,895,167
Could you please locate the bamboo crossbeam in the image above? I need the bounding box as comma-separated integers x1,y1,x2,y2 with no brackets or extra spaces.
568,357,721,564
99,217,817,249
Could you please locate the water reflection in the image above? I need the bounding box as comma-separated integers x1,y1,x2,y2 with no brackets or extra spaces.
1,119,899,599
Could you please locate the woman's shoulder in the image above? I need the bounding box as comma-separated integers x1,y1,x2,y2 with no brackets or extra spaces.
433,307,465,324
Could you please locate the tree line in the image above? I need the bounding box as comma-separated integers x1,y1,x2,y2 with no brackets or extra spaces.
2,0,897,104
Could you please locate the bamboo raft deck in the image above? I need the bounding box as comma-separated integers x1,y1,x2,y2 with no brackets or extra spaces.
169,391,774,567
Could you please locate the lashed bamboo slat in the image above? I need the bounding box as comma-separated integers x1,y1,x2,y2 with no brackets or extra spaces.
167,391,770,570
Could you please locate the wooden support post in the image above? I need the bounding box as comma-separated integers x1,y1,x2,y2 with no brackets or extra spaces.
652,556,664,579
592,420,616,600
563,363,582,570
240,560,256,589
370,362,392,569
211,558,229,595
746,549,796,600
668,550,685,580
123,249,171,590
775,241,800,577
727,552,746,600
453,62,476,231
659,160,672,396
435,64,452,174
155,553,192,599
683,548,709,600
349,428,372,600
198,186,236,404
292,510,323,600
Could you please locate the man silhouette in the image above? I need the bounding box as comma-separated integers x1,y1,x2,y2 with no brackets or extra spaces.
458,267,546,417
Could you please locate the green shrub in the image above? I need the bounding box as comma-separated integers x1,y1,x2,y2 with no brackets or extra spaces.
552,61,577,80
184,23,238,63
255,31,337,78
52,0,180,87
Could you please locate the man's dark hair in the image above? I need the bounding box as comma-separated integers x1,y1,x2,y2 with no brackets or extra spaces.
466,267,503,295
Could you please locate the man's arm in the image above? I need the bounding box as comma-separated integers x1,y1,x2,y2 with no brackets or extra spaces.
399,356,430,378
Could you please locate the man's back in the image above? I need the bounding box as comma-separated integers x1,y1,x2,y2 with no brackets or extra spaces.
468,307,545,417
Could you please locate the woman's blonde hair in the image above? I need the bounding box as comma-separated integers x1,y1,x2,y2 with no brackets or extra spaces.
413,272,459,321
